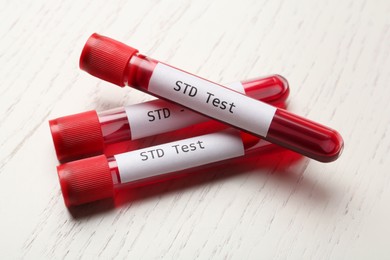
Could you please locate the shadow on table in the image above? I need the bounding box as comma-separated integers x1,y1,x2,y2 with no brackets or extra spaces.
68,147,331,220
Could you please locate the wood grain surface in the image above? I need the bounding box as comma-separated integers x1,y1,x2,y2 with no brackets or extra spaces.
1,0,390,259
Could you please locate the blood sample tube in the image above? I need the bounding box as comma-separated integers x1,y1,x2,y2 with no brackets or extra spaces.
49,75,289,162
58,129,279,206
79,34,343,162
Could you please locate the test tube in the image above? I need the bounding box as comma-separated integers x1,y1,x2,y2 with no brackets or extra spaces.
79,34,343,162
49,75,289,162
58,129,280,206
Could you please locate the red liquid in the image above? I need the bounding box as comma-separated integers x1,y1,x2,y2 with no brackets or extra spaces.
122,54,343,162
108,130,278,189
267,110,343,162
57,128,290,207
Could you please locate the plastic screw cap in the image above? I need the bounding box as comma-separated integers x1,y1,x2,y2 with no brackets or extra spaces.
49,110,104,162
80,33,139,86
57,155,114,207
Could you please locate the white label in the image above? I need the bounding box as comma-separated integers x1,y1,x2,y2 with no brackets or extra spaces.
126,82,245,140
148,63,276,137
114,129,245,183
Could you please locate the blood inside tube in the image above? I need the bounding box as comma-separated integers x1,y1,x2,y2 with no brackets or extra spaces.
266,110,343,162
56,128,293,207
112,137,278,193
126,58,343,162
109,129,277,189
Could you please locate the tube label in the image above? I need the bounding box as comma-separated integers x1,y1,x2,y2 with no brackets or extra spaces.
114,130,245,183
126,82,245,140
148,63,277,137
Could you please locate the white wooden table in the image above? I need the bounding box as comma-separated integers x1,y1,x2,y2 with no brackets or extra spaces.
1,0,390,259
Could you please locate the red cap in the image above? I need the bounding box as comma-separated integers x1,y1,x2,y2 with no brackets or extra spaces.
57,155,114,207
49,110,104,162
79,33,139,86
